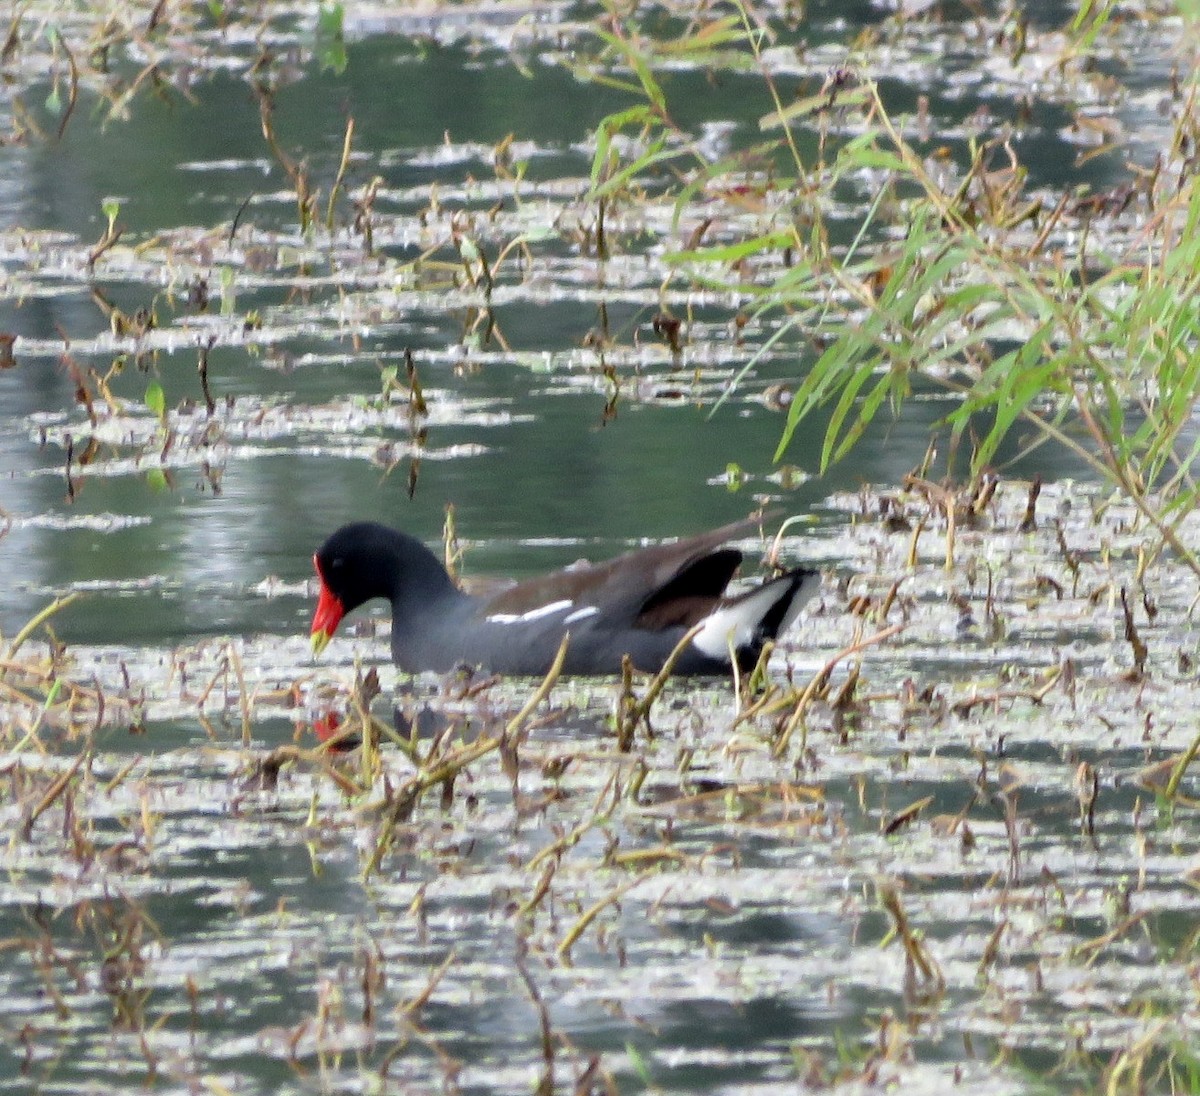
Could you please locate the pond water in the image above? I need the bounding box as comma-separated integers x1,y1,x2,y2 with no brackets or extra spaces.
2,3,1199,1093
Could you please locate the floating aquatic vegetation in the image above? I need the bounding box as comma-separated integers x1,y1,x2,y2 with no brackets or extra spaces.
3,3,1200,1093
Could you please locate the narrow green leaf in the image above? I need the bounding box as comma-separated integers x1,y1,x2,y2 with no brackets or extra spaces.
145,381,166,420
590,142,688,201
760,85,871,131
589,105,656,190
821,358,882,471
669,231,795,265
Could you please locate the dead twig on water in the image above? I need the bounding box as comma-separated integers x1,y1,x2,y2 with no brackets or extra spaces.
557,875,644,964
5,594,79,660
363,634,569,879
614,622,703,750
773,622,904,757
22,745,90,837
878,881,944,994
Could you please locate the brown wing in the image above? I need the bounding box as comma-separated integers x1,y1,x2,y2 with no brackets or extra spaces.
481,517,765,623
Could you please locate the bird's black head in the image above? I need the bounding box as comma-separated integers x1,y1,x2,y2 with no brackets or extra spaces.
310,522,452,656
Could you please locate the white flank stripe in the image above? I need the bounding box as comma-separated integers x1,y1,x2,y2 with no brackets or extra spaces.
486,599,573,626
563,605,599,624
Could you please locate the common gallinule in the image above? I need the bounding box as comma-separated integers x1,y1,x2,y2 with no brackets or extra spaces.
309,519,819,676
